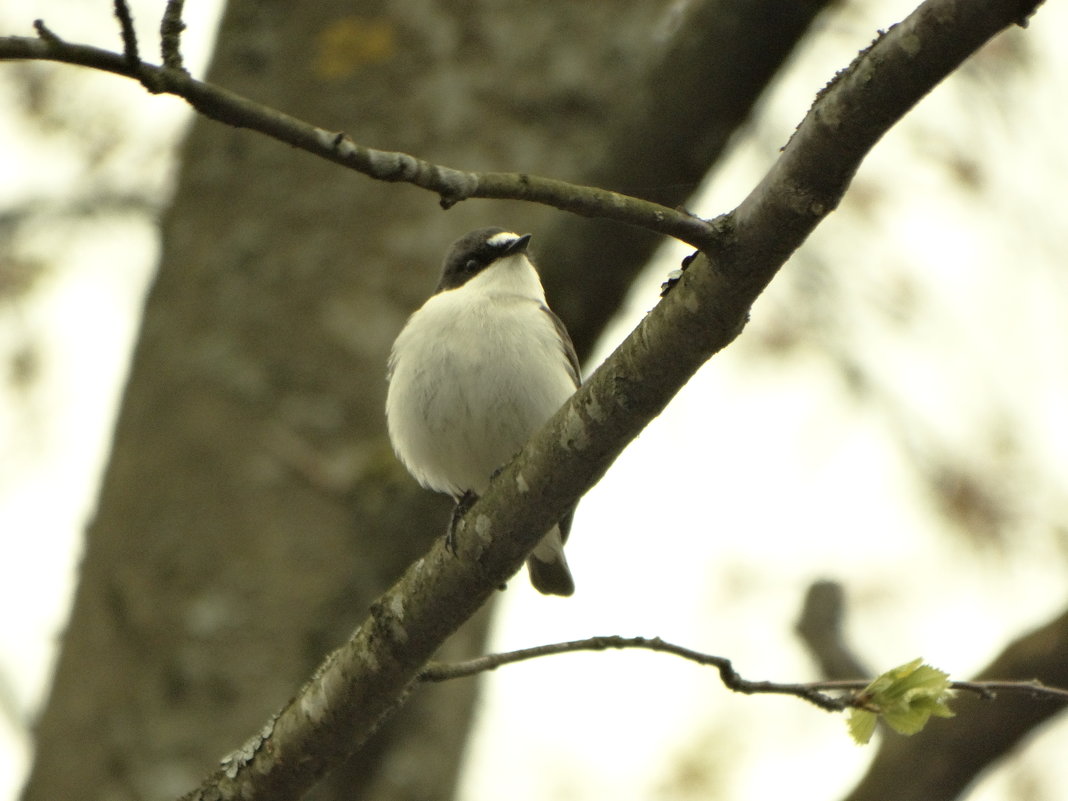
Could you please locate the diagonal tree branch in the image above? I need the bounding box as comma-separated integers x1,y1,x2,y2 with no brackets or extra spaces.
167,0,1045,798
537,0,837,352
1,0,1048,798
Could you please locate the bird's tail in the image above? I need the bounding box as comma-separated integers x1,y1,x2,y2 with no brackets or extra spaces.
527,523,575,596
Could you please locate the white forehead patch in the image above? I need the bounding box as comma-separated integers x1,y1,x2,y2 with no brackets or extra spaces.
487,231,521,247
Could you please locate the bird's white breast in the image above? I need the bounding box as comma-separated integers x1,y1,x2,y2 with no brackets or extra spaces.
386,263,577,498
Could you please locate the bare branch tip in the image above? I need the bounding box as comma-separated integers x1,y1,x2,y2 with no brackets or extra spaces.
1014,3,1041,29
112,0,141,66
32,19,62,44
160,0,188,72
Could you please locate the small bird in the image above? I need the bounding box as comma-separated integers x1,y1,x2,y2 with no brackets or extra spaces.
386,228,580,596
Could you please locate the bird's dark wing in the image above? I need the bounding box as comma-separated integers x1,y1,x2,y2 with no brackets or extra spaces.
541,304,581,388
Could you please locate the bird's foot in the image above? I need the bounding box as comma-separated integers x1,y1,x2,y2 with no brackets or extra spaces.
446,490,479,555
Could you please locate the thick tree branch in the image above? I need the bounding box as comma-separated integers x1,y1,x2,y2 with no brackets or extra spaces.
0,27,712,247
1,0,1047,798
170,1,1046,798
164,0,1046,798
538,0,835,352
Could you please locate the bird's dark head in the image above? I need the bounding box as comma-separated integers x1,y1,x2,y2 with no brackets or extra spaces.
436,228,533,293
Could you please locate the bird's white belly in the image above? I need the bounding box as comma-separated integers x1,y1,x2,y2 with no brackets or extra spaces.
386,295,576,498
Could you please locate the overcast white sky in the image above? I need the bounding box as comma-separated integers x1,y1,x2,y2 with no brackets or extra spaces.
2,2,1067,801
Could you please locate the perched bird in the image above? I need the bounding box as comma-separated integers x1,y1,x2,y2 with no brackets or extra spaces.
385,228,580,596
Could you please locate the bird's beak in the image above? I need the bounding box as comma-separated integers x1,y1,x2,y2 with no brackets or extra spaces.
504,233,533,255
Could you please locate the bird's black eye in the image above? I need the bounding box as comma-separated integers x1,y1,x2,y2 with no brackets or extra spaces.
464,259,479,273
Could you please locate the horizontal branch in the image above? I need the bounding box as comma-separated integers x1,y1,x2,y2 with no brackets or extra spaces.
421,635,850,711
950,679,1068,703
0,27,712,247
420,635,1068,708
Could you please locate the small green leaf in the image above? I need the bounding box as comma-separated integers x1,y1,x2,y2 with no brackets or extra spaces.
846,658,955,745
847,709,878,745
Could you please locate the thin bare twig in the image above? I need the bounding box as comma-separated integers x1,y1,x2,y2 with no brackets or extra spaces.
421,635,851,711
160,0,186,72
950,679,1068,703
0,34,711,246
111,0,139,67
110,0,167,93
794,678,1068,703
31,19,60,45
420,635,1068,709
